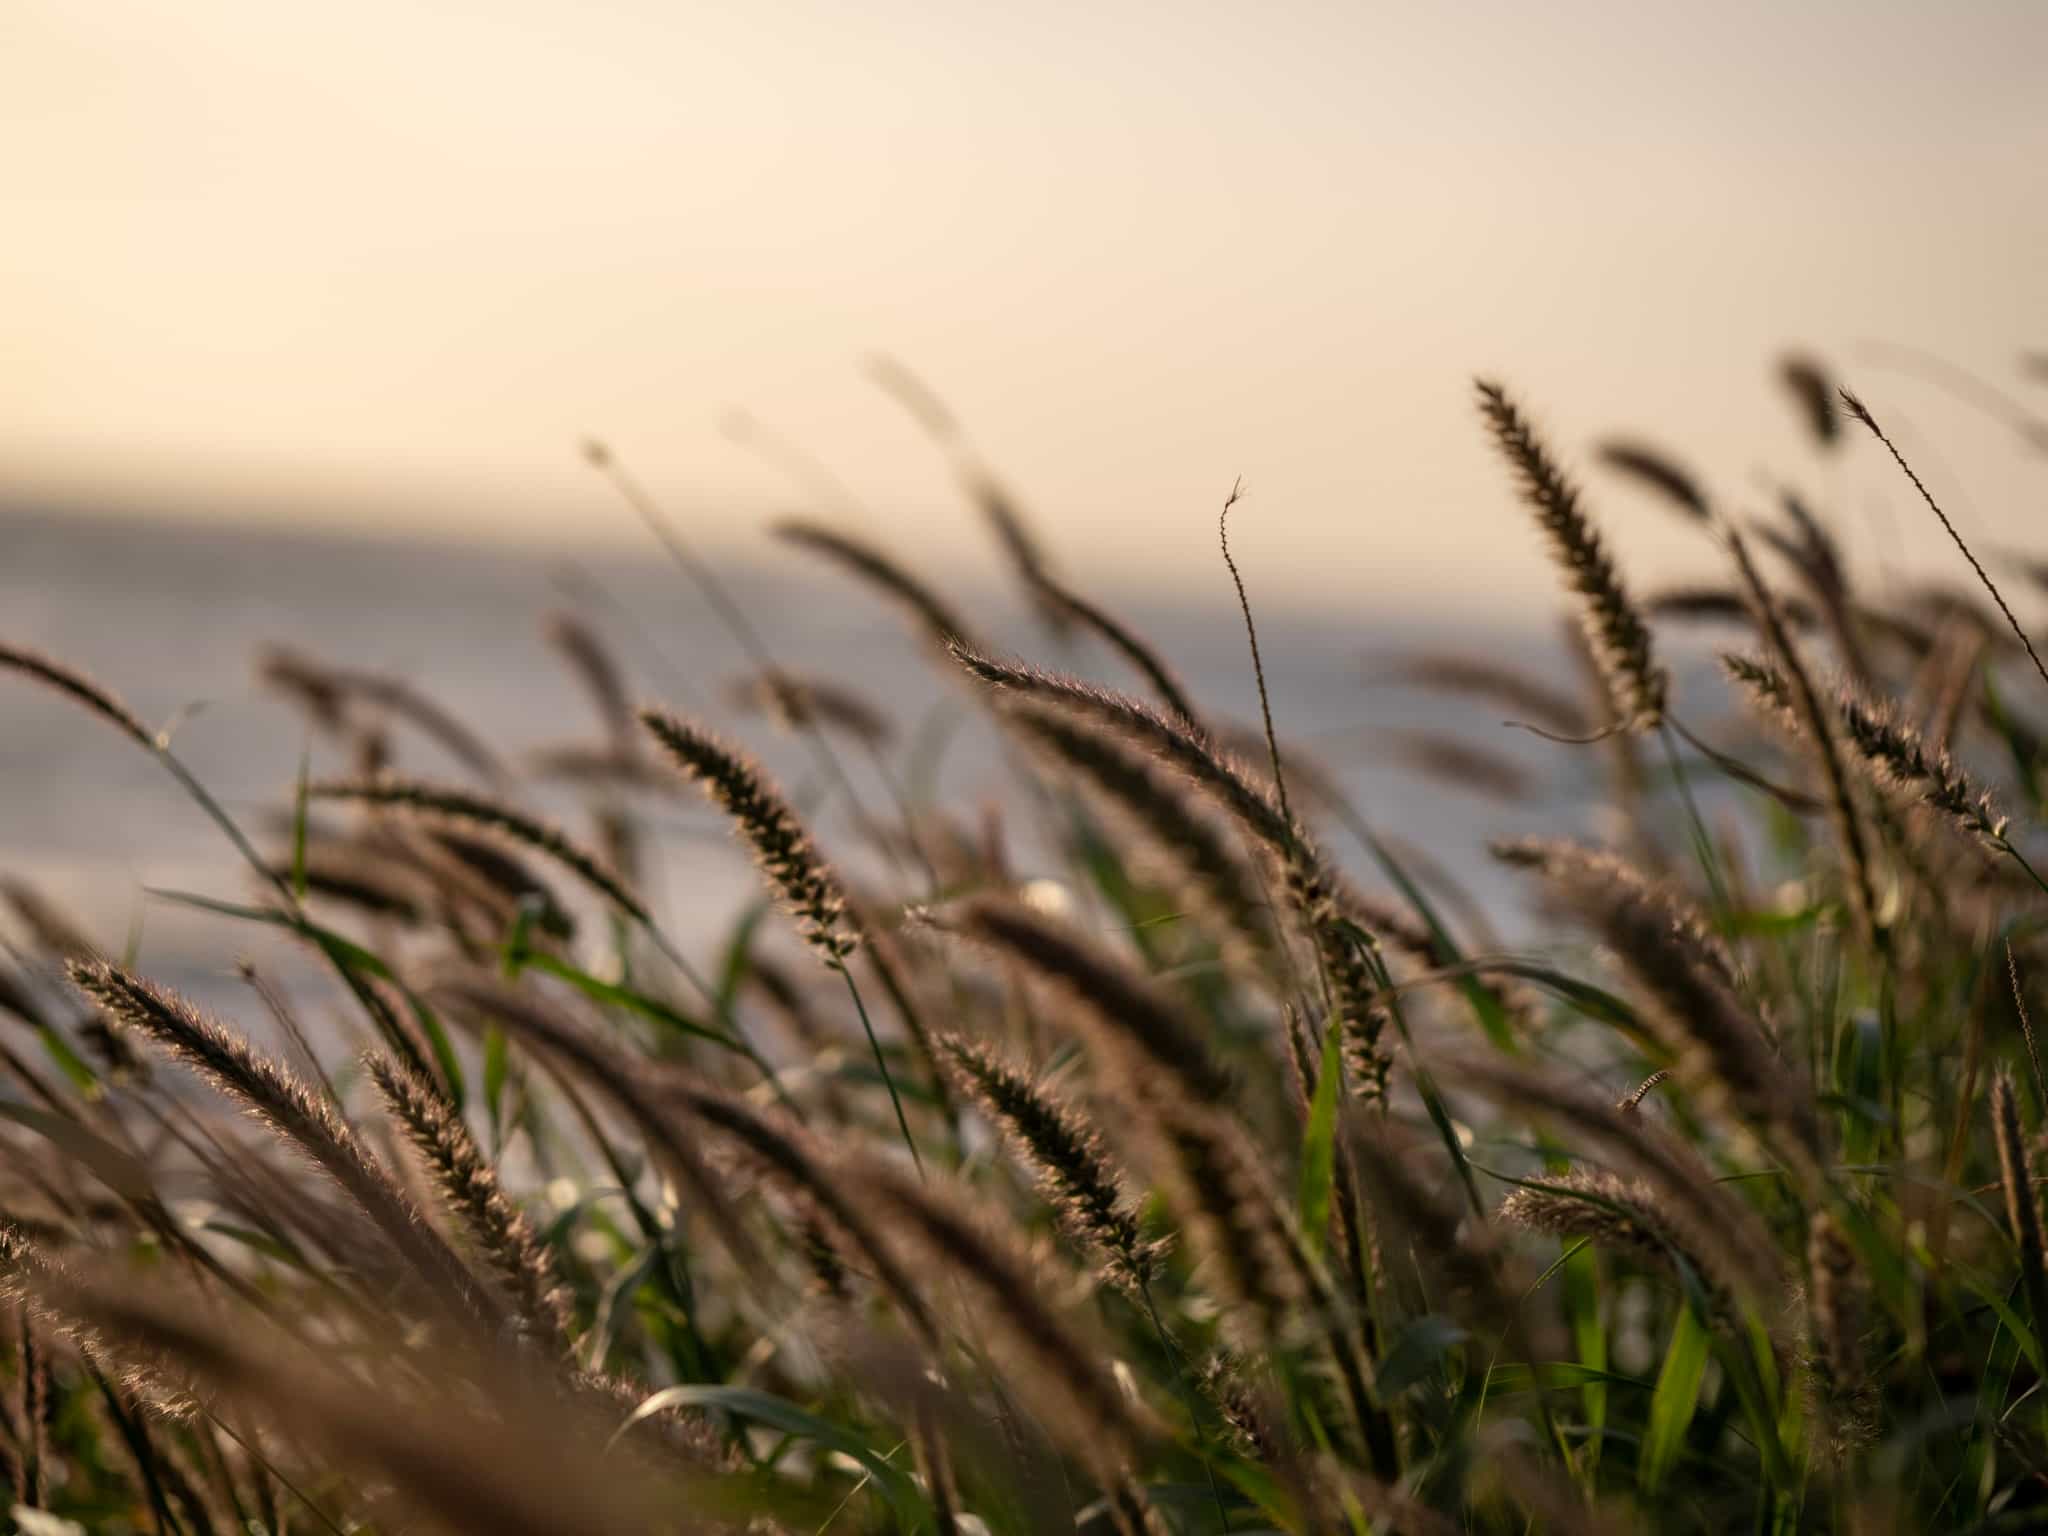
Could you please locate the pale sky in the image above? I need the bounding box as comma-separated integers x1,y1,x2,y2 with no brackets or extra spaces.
4,1,2043,606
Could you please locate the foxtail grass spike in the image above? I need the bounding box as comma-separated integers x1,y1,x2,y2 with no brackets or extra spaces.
1475,382,1666,729
639,711,856,962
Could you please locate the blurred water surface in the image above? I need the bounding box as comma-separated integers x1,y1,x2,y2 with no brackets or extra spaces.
2,505,1606,1004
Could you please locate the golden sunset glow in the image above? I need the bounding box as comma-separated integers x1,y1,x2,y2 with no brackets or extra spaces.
5,1,2043,600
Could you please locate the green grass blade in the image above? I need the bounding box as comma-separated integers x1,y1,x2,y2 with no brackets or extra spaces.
1639,1303,1711,1498
1295,1019,1344,1261
612,1384,925,1527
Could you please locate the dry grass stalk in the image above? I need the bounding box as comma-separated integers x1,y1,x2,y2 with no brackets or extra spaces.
1841,389,2048,695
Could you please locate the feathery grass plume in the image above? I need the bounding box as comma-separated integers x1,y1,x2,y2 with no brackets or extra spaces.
1376,650,1590,740
38,1268,694,1536
1498,1169,1746,1331
1446,1053,1783,1307
1829,676,2008,846
935,1032,1161,1294
952,646,1291,847
1596,440,1711,521
255,644,507,785
1720,523,1882,946
364,1052,575,1351
1474,382,1666,729
0,1226,182,1419
639,710,856,961
1991,1072,2048,1343
773,518,981,653
1841,388,2048,695
1495,837,1821,1175
1723,649,1797,727
1780,354,1840,448
0,641,154,747
306,774,648,922
932,895,1232,1104
853,1153,1162,1481
949,648,1389,1094
1028,570,1200,726
640,716,937,1152
724,669,895,748
70,961,495,1331
542,609,636,755
1002,701,1282,981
